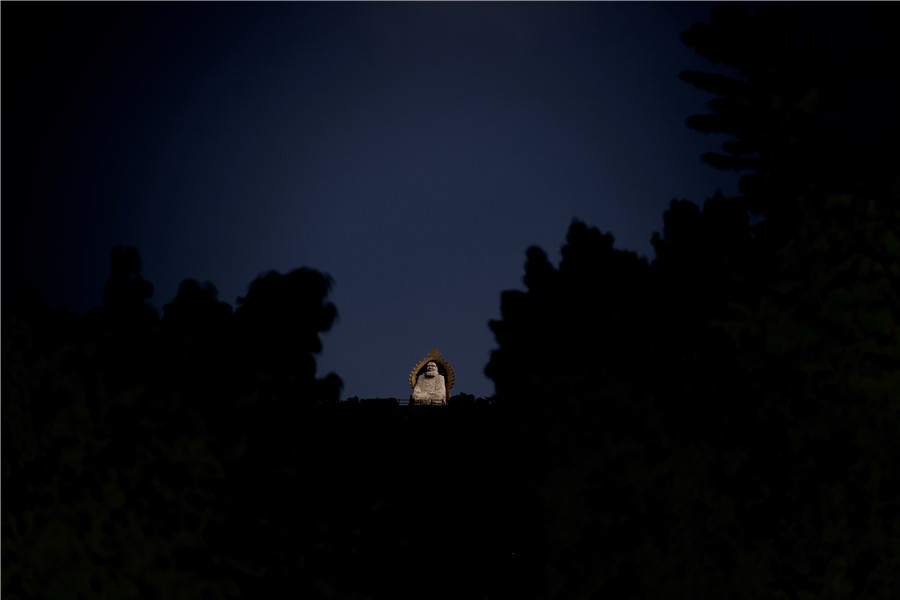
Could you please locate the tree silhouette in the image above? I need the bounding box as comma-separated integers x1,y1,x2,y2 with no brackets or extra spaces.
2,252,350,599
100,245,159,338
155,279,233,397
232,268,339,401
6,5,899,600
486,4,900,599
679,8,900,598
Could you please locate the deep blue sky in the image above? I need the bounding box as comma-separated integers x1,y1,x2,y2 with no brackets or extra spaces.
3,2,745,399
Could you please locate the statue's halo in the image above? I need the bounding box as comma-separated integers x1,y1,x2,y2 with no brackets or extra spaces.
409,347,455,398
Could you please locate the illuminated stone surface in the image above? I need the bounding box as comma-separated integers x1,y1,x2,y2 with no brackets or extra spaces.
408,348,454,405
411,361,446,405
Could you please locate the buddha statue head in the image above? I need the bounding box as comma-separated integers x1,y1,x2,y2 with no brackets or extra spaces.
425,361,439,377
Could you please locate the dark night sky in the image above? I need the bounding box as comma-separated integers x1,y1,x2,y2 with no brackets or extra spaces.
3,2,747,399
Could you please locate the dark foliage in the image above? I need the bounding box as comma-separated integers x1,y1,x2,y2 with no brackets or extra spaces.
5,5,900,600
2,250,350,599
485,4,900,599
3,247,518,600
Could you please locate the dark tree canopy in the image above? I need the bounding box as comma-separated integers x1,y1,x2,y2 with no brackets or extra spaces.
485,4,900,599
5,5,900,600
233,268,338,392
2,250,347,599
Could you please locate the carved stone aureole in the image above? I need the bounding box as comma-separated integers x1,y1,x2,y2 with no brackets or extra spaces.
409,348,454,406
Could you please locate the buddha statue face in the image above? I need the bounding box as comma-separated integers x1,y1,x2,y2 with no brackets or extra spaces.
425,362,438,377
